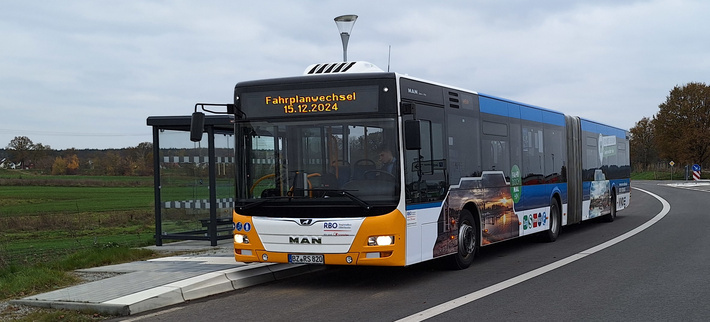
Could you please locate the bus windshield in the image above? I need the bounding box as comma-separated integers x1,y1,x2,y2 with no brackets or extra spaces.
235,117,400,218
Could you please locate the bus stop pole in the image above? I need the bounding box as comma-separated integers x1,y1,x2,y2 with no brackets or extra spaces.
152,126,163,246
208,125,218,246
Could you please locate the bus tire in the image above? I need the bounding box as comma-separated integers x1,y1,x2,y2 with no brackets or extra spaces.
604,192,617,222
448,209,477,269
541,199,561,242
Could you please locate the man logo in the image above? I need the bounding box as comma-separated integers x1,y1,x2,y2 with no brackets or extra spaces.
299,219,314,226
289,236,322,244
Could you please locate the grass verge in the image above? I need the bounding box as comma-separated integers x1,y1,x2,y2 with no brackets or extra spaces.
1,244,160,321
0,244,156,301
3,308,110,321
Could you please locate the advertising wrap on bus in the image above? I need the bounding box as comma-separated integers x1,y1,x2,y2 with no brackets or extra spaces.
191,63,631,269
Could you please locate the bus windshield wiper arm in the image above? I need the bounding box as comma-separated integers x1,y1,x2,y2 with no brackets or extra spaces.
237,198,269,211
309,188,371,210
339,190,371,210
239,190,371,211
237,196,300,211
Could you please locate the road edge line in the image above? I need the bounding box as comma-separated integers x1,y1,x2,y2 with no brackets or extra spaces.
397,187,670,322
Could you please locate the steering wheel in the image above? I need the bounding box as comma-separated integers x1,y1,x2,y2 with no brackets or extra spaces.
354,159,376,166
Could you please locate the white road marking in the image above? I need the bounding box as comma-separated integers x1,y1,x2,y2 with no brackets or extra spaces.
397,187,670,322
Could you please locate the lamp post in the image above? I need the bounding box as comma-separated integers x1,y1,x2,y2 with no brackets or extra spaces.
334,14,358,62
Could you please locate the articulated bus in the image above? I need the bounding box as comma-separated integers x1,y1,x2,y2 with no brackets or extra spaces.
197,61,630,269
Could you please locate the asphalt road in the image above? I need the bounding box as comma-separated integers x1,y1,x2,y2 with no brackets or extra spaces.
122,181,710,321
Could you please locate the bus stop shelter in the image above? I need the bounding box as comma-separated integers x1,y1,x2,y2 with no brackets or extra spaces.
146,115,235,246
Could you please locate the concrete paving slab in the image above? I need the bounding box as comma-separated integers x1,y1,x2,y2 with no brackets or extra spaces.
10,241,317,316
173,271,235,301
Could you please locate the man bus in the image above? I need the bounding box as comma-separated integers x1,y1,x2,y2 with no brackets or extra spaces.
191,61,630,269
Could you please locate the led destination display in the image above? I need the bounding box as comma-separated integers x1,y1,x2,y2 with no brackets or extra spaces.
240,85,379,118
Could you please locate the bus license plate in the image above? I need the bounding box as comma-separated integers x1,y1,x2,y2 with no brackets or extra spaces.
288,254,324,264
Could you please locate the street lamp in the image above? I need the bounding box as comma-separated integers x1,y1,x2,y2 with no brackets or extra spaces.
334,14,358,62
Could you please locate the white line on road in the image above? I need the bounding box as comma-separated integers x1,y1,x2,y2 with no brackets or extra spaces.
397,187,670,322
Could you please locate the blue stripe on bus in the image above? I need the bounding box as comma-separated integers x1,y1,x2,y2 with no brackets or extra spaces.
543,111,566,127
406,202,443,211
479,96,508,117
479,95,565,126
580,119,627,138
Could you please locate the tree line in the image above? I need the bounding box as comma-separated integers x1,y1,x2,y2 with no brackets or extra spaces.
3,82,708,177
630,82,710,172
2,136,153,176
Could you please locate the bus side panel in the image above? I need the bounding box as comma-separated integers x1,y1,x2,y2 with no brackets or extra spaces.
405,202,445,265
613,178,631,211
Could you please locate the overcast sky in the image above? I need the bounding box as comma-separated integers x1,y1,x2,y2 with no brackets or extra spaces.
1,0,708,150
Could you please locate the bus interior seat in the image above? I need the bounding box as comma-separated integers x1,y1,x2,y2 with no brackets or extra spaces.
352,159,376,180
332,160,351,186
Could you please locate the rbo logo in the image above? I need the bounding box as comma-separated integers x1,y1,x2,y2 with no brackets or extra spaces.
324,222,338,229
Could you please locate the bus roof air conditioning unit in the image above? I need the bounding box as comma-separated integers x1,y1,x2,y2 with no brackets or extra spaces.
304,61,384,75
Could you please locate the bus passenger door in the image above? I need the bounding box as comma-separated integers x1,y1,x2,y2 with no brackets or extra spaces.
402,103,449,264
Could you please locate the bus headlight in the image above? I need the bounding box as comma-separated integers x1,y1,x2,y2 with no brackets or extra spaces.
234,234,250,244
368,235,394,246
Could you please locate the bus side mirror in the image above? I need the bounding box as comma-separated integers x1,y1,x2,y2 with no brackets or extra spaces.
404,120,421,150
190,111,205,142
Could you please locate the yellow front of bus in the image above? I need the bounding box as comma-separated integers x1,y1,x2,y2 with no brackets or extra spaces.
232,208,407,266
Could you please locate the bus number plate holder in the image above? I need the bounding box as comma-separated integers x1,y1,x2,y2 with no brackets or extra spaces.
288,254,324,264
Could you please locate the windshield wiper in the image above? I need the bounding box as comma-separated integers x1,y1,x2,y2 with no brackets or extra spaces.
237,189,372,211
236,196,299,211
310,189,372,210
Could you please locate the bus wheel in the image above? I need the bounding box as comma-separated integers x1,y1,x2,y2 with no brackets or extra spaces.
604,192,617,222
448,209,477,269
541,200,560,242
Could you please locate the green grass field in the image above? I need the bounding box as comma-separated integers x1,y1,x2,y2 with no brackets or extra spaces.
0,171,163,320
0,169,236,318
0,170,157,266
0,186,154,217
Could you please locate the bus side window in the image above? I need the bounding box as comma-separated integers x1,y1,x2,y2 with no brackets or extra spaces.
405,118,447,203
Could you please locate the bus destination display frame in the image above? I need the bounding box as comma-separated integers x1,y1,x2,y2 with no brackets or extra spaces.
239,85,381,118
